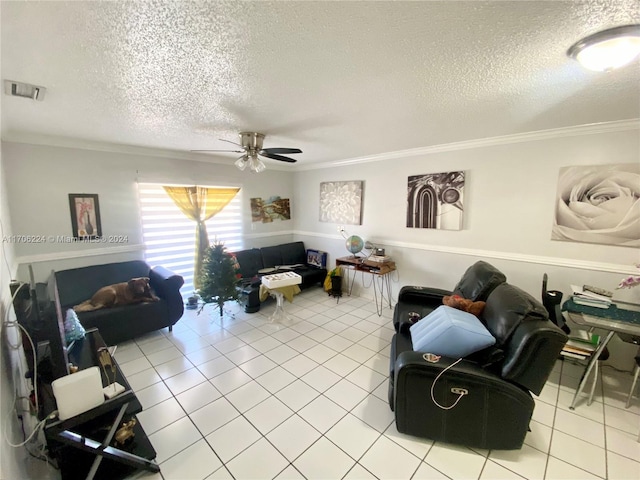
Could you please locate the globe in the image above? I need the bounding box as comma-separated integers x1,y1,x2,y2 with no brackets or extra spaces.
345,235,364,256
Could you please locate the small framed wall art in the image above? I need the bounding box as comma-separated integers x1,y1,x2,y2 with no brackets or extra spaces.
68,193,102,239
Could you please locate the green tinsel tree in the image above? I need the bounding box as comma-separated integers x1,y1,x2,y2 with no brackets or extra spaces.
197,242,241,318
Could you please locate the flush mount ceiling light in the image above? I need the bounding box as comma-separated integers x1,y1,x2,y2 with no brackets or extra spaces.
567,25,640,71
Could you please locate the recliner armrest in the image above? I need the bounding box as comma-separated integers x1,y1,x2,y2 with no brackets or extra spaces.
395,350,490,380
398,286,453,304
149,266,185,323
501,319,567,395
393,286,453,332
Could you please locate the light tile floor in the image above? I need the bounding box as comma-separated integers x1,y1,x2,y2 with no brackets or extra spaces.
50,289,640,479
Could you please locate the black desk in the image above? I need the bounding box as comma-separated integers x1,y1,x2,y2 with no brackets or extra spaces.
42,329,159,480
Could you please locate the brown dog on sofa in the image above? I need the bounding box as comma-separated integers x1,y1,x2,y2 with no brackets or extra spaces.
74,277,159,312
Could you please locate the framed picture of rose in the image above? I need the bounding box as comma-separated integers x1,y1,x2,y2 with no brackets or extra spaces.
68,194,102,240
551,163,639,248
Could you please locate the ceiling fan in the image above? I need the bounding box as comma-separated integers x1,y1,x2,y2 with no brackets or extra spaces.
192,132,302,172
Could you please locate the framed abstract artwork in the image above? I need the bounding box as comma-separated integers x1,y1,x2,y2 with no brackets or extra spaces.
406,171,464,230
319,181,364,225
551,163,639,247
68,193,102,239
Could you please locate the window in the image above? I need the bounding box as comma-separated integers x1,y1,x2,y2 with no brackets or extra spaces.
137,183,243,296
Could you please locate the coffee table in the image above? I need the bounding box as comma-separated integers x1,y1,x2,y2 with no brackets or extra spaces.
260,272,302,322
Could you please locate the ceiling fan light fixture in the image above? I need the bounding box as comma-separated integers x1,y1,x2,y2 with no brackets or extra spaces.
249,155,266,173
568,25,640,71
234,156,248,171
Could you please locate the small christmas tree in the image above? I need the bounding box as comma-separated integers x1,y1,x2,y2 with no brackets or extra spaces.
197,242,241,318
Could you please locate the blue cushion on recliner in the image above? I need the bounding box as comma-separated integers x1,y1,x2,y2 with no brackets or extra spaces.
410,305,496,358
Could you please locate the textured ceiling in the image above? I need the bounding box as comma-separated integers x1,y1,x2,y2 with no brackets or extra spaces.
1,1,639,168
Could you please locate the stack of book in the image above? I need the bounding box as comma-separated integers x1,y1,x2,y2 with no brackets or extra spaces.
570,284,613,309
561,329,599,360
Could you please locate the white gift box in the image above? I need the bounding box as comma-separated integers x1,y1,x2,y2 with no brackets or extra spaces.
261,271,302,289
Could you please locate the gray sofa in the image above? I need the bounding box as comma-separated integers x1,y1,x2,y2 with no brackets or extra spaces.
234,241,327,312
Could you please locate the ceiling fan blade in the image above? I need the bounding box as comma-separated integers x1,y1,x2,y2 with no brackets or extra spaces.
191,149,244,153
259,152,297,163
259,147,302,155
220,138,245,148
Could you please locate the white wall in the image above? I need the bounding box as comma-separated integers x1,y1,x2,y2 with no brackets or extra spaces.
1,139,50,480
2,142,295,282
293,126,640,369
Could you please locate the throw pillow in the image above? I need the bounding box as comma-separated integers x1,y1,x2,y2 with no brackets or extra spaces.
64,308,86,345
410,305,495,358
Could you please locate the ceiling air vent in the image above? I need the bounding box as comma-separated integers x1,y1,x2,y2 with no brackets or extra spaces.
3,80,46,101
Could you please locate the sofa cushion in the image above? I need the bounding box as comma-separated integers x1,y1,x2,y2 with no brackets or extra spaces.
280,242,307,265
261,246,284,269
453,261,506,301
234,249,264,278
410,305,496,358
483,283,548,347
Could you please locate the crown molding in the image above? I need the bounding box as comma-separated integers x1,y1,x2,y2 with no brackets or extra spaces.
297,119,640,171
3,119,637,172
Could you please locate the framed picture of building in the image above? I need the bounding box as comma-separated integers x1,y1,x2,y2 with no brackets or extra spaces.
406,171,465,230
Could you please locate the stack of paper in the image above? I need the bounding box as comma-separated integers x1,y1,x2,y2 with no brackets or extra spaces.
570,284,613,309
368,255,391,263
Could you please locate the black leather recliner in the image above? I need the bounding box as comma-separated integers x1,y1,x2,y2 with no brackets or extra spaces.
389,261,568,450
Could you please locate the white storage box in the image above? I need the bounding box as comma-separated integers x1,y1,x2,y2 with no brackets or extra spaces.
52,366,105,420
261,272,302,289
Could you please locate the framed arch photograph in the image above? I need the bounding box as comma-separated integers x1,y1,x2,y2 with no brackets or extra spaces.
406,171,465,230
